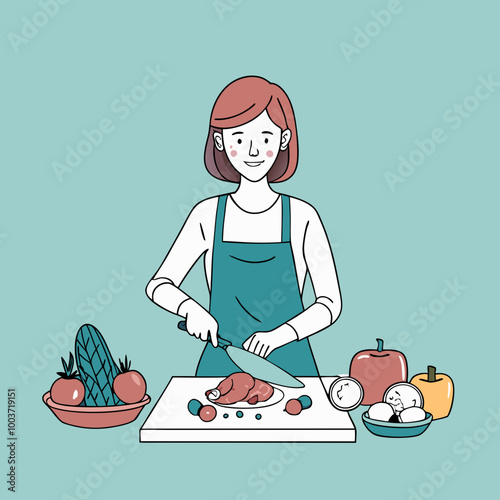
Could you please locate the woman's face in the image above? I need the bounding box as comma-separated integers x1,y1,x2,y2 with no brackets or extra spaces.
214,110,291,182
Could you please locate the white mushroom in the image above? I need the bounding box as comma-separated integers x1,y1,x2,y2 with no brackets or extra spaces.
367,402,395,422
399,407,426,423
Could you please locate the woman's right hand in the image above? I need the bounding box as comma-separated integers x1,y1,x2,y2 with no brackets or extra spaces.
178,299,219,347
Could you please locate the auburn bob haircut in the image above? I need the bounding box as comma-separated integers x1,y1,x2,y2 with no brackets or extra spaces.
204,76,298,183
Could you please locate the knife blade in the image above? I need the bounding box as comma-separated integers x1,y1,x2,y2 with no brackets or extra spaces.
177,321,304,388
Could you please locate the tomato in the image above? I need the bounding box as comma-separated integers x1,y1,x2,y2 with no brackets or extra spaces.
199,405,216,422
50,378,85,406
50,352,85,405
113,371,146,404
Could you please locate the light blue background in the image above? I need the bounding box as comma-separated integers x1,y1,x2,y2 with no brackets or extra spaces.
2,1,499,499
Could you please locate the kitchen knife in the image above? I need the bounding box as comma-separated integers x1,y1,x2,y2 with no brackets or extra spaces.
177,321,304,388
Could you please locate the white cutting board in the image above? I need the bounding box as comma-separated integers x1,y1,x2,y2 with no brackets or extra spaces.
140,376,356,442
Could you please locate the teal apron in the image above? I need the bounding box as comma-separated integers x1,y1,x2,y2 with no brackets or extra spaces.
195,194,319,377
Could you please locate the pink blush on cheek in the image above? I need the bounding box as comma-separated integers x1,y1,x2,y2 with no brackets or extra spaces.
230,150,237,157
266,150,274,157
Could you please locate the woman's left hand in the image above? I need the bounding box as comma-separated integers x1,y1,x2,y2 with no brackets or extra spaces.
243,324,298,358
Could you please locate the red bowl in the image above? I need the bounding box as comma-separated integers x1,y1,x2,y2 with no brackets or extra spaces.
42,392,150,429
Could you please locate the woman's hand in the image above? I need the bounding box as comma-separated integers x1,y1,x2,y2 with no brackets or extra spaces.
178,299,219,347
243,324,298,358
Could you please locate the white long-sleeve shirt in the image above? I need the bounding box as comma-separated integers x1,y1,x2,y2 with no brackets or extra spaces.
146,194,342,340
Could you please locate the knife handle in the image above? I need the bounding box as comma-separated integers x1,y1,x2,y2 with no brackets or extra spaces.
177,321,232,348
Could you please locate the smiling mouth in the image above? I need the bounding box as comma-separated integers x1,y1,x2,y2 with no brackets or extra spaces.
244,161,264,167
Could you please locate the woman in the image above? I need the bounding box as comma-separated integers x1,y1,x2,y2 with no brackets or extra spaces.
146,76,341,377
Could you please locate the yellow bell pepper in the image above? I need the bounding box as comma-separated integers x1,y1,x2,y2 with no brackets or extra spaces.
410,366,454,420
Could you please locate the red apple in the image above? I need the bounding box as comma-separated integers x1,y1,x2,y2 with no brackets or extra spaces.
349,338,407,405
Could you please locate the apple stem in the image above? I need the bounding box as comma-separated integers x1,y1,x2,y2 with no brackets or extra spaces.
427,365,436,382
376,339,384,352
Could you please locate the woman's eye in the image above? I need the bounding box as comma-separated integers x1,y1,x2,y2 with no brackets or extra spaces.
264,138,269,144
237,139,242,144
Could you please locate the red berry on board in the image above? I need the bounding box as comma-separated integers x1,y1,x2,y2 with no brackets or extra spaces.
199,405,217,422
285,399,302,415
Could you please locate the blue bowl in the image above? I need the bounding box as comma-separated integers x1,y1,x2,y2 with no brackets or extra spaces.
362,411,433,438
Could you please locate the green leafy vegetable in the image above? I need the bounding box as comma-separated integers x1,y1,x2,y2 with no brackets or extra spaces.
75,324,123,406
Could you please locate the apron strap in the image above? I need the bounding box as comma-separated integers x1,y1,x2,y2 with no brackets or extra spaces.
281,195,291,242
214,194,228,243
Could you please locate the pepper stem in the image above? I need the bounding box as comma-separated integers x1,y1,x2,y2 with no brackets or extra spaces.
376,339,384,352
427,365,436,382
